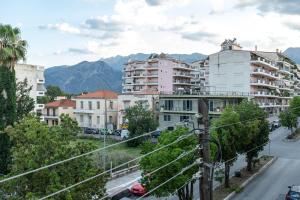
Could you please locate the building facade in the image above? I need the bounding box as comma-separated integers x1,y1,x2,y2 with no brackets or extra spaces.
117,94,159,128
74,90,118,130
122,54,194,94
191,59,209,92
15,64,46,117
43,97,76,126
158,93,248,130
208,39,299,115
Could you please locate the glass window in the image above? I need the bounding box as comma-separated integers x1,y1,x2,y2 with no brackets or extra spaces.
80,101,84,109
80,115,83,122
164,115,171,121
88,101,92,110
109,101,113,109
180,115,189,122
164,100,173,110
183,100,192,111
97,101,100,109
97,116,100,124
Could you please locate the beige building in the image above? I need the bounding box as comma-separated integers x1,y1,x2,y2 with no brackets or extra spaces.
43,97,76,126
15,63,46,117
74,90,118,130
117,94,159,128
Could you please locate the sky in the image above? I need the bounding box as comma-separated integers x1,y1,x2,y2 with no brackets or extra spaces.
2,0,300,67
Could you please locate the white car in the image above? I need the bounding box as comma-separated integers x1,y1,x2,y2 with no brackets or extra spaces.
121,129,129,139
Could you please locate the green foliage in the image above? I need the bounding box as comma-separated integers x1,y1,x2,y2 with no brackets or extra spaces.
211,107,241,187
0,131,11,175
45,85,66,102
1,115,107,199
139,127,197,199
290,96,300,116
214,169,224,184
235,100,269,171
125,103,158,147
279,108,297,135
16,78,35,121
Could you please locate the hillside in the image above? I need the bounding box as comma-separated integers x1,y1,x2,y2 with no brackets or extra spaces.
284,47,300,64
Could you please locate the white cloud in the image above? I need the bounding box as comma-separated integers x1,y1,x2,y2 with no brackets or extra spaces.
39,23,80,34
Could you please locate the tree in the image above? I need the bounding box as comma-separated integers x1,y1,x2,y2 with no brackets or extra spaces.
16,78,35,121
235,100,269,171
124,103,158,147
290,96,300,116
1,115,107,199
211,107,241,188
45,85,66,101
139,127,198,200
0,24,27,175
279,108,297,135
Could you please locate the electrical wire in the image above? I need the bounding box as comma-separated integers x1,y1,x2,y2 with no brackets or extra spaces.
38,131,195,200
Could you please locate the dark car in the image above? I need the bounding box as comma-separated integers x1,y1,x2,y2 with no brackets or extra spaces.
286,186,300,200
113,129,121,136
151,130,161,138
273,120,281,128
84,128,98,134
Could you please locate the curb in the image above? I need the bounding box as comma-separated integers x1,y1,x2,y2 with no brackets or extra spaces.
223,156,278,200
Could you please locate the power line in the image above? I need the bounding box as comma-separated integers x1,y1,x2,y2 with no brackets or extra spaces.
0,123,179,184
38,131,195,200
136,162,198,200
98,147,199,200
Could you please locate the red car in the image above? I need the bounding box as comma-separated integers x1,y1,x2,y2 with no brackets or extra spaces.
130,181,147,196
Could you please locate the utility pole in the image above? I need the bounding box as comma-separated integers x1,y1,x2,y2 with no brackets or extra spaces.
199,98,210,200
103,98,107,170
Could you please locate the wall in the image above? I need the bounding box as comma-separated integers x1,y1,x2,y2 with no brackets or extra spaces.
209,50,251,93
158,59,174,93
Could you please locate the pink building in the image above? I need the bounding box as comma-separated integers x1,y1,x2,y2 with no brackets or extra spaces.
122,54,194,94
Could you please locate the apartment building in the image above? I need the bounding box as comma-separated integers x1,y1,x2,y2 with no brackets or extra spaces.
74,90,118,130
43,97,75,126
15,64,46,117
159,93,248,130
122,53,194,94
208,38,298,115
117,94,159,128
191,59,209,92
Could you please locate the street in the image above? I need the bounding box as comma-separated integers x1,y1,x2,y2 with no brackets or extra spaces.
106,124,300,200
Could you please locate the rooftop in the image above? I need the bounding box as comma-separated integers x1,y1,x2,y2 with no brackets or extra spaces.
76,90,118,99
45,99,76,108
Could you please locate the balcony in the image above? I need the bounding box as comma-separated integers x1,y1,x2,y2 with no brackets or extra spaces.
251,68,279,79
258,102,276,108
250,80,278,89
251,57,278,70
278,86,293,91
37,79,45,84
252,91,276,97
146,72,158,77
44,114,59,119
36,91,45,96
173,72,193,78
147,81,158,85
73,109,94,114
160,106,196,114
173,64,194,71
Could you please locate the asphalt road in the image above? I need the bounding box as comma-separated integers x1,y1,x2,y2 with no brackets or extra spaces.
232,125,300,200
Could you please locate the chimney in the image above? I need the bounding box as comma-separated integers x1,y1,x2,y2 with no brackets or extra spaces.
255,45,257,51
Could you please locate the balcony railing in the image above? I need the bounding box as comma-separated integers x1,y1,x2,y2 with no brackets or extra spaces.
252,68,278,79
251,57,278,70
250,80,277,88
252,91,276,97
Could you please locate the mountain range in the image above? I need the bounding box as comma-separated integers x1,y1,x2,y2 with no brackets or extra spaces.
45,53,206,94
45,49,300,94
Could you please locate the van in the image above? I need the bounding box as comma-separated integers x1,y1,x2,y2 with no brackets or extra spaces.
121,129,129,139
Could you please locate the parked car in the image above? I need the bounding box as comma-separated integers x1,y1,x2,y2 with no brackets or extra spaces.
121,129,130,139
286,185,300,200
113,129,121,136
130,180,147,196
84,128,97,134
151,130,161,138
273,120,281,128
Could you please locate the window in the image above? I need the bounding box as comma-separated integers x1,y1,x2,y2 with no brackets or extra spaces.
88,101,92,110
97,116,100,124
109,116,113,123
183,100,192,111
164,100,173,110
52,108,56,116
80,115,84,122
163,115,171,121
124,101,130,109
109,101,113,109
80,101,84,109
180,115,189,122
88,116,92,126
47,108,50,116
97,101,100,109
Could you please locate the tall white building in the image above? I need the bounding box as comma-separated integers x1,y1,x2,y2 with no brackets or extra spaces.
74,90,118,130
208,38,299,115
15,64,46,116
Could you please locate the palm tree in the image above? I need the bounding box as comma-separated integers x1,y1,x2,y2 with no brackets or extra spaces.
0,24,27,175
